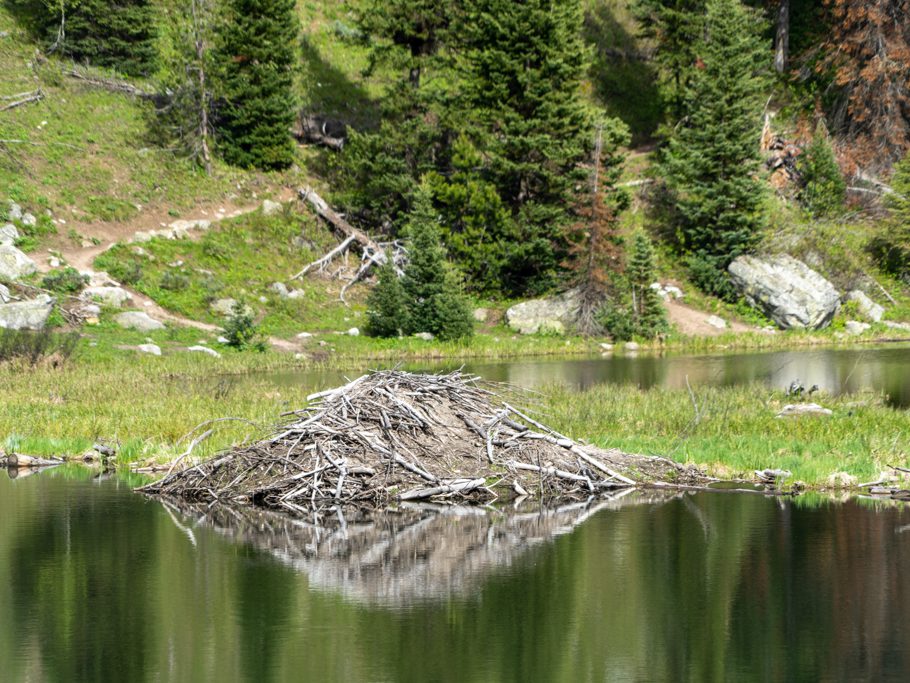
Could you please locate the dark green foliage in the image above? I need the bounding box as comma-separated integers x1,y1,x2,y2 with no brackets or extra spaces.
426,138,517,294
871,154,910,278
159,270,190,291
400,187,474,340
365,258,408,337
367,185,474,340
458,0,593,293
213,0,298,169
798,129,846,217
12,0,158,76
657,0,770,297
633,0,706,119
40,267,88,294
596,300,634,342
102,257,144,286
0,328,78,365
627,231,667,338
222,301,264,350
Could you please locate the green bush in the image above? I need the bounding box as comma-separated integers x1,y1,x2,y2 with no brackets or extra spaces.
40,268,88,294
596,301,634,342
870,154,910,278
103,258,144,286
365,259,408,338
798,130,846,218
222,302,264,351
159,270,190,292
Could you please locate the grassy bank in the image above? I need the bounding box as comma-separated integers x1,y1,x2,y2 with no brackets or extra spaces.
545,383,910,487
2,354,909,489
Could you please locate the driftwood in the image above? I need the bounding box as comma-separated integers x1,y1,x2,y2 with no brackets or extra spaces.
293,187,406,302
64,69,156,99
141,370,707,513
1,453,64,468
0,89,44,112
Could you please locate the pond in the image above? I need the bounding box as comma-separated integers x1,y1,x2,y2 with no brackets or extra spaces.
263,343,910,408
2,468,909,682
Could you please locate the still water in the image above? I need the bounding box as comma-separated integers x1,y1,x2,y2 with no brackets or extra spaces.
263,343,910,408
2,468,910,682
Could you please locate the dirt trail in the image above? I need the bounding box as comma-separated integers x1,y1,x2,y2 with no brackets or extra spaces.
665,299,756,336
41,188,296,273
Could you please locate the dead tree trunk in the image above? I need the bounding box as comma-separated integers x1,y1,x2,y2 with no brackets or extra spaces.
774,0,790,73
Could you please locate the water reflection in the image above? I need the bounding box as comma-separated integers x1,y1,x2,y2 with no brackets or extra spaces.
3,470,910,681
158,492,665,606
261,344,910,408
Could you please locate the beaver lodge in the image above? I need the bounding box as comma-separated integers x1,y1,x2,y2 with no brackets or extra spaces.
141,370,705,511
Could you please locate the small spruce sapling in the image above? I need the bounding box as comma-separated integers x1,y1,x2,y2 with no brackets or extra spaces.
798,128,846,218
365,257,408,337
627,231,668,338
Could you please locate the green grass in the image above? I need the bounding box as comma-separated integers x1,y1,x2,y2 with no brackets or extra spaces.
544,382,910,487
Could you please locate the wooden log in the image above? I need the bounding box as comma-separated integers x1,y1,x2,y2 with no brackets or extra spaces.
3,453,64,468
399,478,486,501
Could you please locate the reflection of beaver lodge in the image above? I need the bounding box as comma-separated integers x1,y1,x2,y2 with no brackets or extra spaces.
160,492,676,605
142,370,704,511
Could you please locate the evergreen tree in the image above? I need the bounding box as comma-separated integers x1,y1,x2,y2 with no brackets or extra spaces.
20,0,158,76
365,257,409,337
633,0,707,119
657,0,770,297
797,127,845,218
400,184,474,340
213,0,298,169
458,0,593,294
627,231,668,338
873,154,910,277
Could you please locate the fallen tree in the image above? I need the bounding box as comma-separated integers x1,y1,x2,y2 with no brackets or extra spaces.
293,187,406,303
141,370,707,511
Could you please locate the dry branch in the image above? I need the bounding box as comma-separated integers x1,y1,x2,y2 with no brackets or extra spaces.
0,89,43,112
64,69,156,99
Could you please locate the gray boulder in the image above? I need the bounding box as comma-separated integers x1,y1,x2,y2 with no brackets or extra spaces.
505,288,580,335
114,311,165,332
0,294,53,330
845,290,884,323
81,286,133,308
0,223,18,246
261,199,282,216
8,202,22,221
728,255,840,329
137,343,162,356
0,245,37,282
0,283,9,303
187,345,221,358
210,298,251,317
845,320,871,336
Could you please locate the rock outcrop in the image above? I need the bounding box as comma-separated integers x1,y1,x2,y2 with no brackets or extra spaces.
114,311,165,332
505,289,580,335
81,286,133,308
0,294,54,330
845,290,884,323
0,245,37,282
728,255,840,329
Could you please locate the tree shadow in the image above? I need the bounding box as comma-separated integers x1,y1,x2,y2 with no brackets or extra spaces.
583,2,662,146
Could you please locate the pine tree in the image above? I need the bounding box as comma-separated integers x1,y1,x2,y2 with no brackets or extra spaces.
874,153,910,277
400,184,474,340
633,0,707,119
24,0,158,76
213,0,298,170
457,0,593,294
658,0,770,297
797,127,845,218
365,257,409,337
627,231,667,338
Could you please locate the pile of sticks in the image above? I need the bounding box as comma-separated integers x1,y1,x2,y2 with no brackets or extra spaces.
141,370,642,512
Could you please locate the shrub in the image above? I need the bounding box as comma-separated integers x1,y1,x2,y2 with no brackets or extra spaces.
159,270,190,292
222,301,264,351
798,130,846,218
871,154,910,278
365,259,408,338
0,329,78,366
41,267,88,294
596,300,634,342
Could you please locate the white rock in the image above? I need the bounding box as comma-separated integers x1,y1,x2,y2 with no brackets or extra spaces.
83,271,118,287
825,471,858,488
624,341,640,351
0,245,37,281
21,213,36,228
777,403,833,418
8,202,23,221
845,290,884,323
169,219,211,233
261,199,282,216
216,336,229,344
0,223,19,246
48,257,61,268
473,308,489,323
187,345,221,358
137,343,162,356
81,286,132,308
599,342,613,351
80,303,101,316
884,320,910,332
347,327,360,337
210,298,251,317
505,289,580,335
114,311,165,332
705,315,727,329
0,283,9,303
0,294,54,330
844,320,871,336
287,289,307,300
413,332,435,341
270,282,289,298
258,295,267,303
296,332,313,339
131,231,153,243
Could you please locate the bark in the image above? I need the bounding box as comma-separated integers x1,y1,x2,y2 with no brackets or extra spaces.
774,0,790,73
